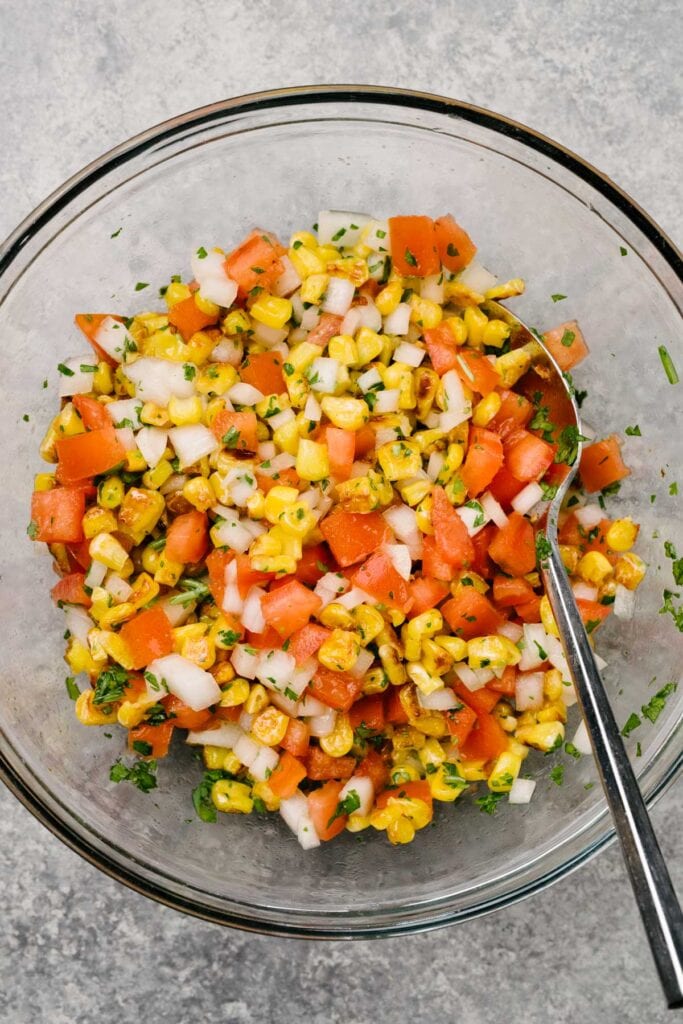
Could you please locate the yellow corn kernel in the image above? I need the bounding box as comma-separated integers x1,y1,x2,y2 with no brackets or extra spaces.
401,610,443,662
65,640,99,676
355,327,384,365
515,721,565,752
375,280,403,316
320,713,354,757
180,476,213,513
196,364,237,397
320,603,355,630
118,487,165,543
164,281,192,307
433,636,468,663
223,309,252,336
444,280,485,307
168,395,203,426
362,667,389,695
128,572,159,610
154,555,184,587
379,643,407,686
99,602,137,630
244,683,270,716
481,319,511,349
88,533,129,572
334,474,385,513
320,395,369,431
406,662,443,696
244,490,265,520
252,779,280,811
277,502,316,538
326,257,369,287
251,705,289,747
125,449,147,473
288,344,319,377
251,553,298,575
420,638,453,677
495,348,532,388
98,630,134,670
33,472,55,493
537,701,567,724
181,635,215,670
217,676,250,708
462,306,488,348
203,745,241,772
605,517,639,552
352,605,385,647
540,595,560,638
318,629,361,673
140,402,170,427
328,333,359,366
300,273,329,305
487,751,522,792
212,663,236,685
345,813,371,833
263,486,300,524
559,544,580,574
289,244,326,279
451,571,489,595
75,690,118,726
185,330,216,366
543,669,564,703
173,623,207,649
194,293,220,318
577,550,613,586
249,294,292,331
485,278,525,300
290,230,318,250
395,477,432,508
96,475,124,510
411,495,431,535
409,294,442,330
376,438,421,482
459,758,487,781
82,507,117,539
418,738,446,771
411,429,444,457
429,761,467,802
414,712,449,738
467,635,521,669
272,418,300,457
613,552,646,590
295,438,329,482
472,391,502,427
212,779,253,814
391,723,424,751
436,442,465,484
140,543,163,575
91,361,114,395
385,816,415,845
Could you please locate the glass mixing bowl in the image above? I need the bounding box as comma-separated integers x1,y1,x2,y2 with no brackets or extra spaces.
1,86,681,937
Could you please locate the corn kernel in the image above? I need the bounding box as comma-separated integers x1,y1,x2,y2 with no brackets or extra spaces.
249,294,292,331
472,391,502,427
252,779,280,811
289,244,326,279
481,319,511,349
217,676,250,708
203,745,241,772
606,517,639,552
496,348,532,388
352,605,385,647
154,555,184,586
328,333,359,366
223,309,252,336
429,761,467,801
401,611,443,662
82,507,117,539
379,643,407,686
409,294,443,330
487,751,522,792
118,487,165,543
295,439,329,482
65,639,99,676
395,477,432,507
182,476,214,512
433,635,468,662
444,280,485,307
244,683,270,715
320,713,354,757
92,362,114,395
251,705,289,746
212,779,253,814
577,550,613,586
559,544,580,574
318,629,361,672
88,532,129,572
355,327,384,364
375,281,403,316
264,485,300,524
540,595,560,638
75,690,118,726
300,273,329,304
96,476,124,509
614,552,646,590
319,602,354,630
165,281,192,307
362,667,389,695
376,438,422,482
515,721,565,752
467,635,521,669
320,395,369,432
140,402,170,427
168,395,203,426
485,278,525,300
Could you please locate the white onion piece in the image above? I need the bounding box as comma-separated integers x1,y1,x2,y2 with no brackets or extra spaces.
383,303,411,335
94,316,135,363
440,369,472,428
258,441,276,460
186,722,242,748
509,778,537,804
288,659,318,696
211,512,252,554
519,623,550,671
581,421,597,441
382,543,412,581
212,338,243,366
190,246,225,281
309,709,337,737
349,648,375,679
297,819,321,850
575,504,604,529
114,426,136,452
227,382,264,406
474,668,495,686
339,776,374,817
357,367,383,393
63,605,93,647
272,255,301,297
238,711,254,734
480,491,509,528
394,342,426,368
420,274,445,304
562,683,578,708
280,791,309,832
304,394,322,422
241,586,266,633
309,357,339,393
231,644,260,680
160,474,187,496
614,583,636,619
255,649,296,691
498,621,524,643
146,654,220,711
266,408,295,431
373,389,400,414
314,572,349,608
594,652,608,671
423,411,440,429
104,572,133,603
125,357,196,405
105,397,143,427
59,356,100,397
317,210,371,247
418,687,459,711
221,560,243,616
515,671,545,711
362,219,389,252
300,305,321,331
456,503,489,537
336,586,374,610
341,306,362,337
356,299,382,332
270,692,301,718
135,427,168,469
544,635,571,683
157,594,196,626
383,505,422,557
453,664,487,691
234,733,259,767
240,518,266,539
300,695,328,717
84,560,107,589
511,482,544,516
427,451,445,482
321,277,355,315
572,720,593,756
572,581,599,602
168,424,217,469
457,260,497,293
374,427,402,448
251,746,279,782
252,321,289,347
199,274,238,308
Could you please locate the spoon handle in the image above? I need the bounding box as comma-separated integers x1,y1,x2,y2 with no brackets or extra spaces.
543,546,683,1009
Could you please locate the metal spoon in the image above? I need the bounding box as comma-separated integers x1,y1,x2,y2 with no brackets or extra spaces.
485,300,683,1008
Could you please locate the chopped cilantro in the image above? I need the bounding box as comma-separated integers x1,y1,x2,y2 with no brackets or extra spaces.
404,248,417,267
192,769,233,822
315,560,329,573
109,758,157,793
620,246,628,256
134,281,149,291
446,242,459,258
196,246,208,259
658,345,679,385
183,364,196,381
65,676,80,701
551,293,567,303
641,682,677,724
549,763,565,785
475,792,505,815
560,328,575,347
670,482,679,496
93,666,129,706
169,578,211,606
621,712,641,737
26,520,38,539
331,227,347,242
624,425,641,436
57,363,75,376
110,227,122,238
327,789,361,827
132,739,153,757
218,629,241,648
536,531,552,565
564,742,581,759
555,425,588,466
222,426,241,449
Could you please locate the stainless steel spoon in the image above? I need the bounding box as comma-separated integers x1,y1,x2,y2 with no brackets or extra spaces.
486,300,683,1009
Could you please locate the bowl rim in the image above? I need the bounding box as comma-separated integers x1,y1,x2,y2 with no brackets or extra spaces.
1,84,681,938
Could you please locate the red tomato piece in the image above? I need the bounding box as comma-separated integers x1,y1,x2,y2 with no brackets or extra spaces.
269,751,307,800
460,427,504,497
445,703,478,746
320,508,390,568
31,487,86,543
434,214,477,273
307,780,347,840
211,410,259,453
294,543,335,585
579,435,630,493
488,512,537,576
280,718,311,758
161,695,212,731
576,598,612,631
420,535,454,581
408,576,450,617
489,389,534,432
375,780,432,809
505,430,555,482
324,426,355,481
388,215,440,277
442,588,504,640
309,665,364,713
260,579,322,638
235,554,273,598
424,322,459,375
239,351,286,395
255,466,301,494
306,748,356,781
224,229,285,298
357,748,389,793
515,595,543,622
452,681,500,715
50,572,91,607
128,720,174,759
119,607,174,670
205,549,232,606
353,424,376,459
431,485,475,566
492,574,536,607
469,522,496,580
454,349,501,397
487,464,527,508
288,623,331,665
543,320,589,372
488,665,517,696
460,710,508,761
351,552,412,612
72,394,112,431
164,510,209,565
66,539,92,571
56,427,125,484
168,295,219,341
246,626,284,649
348,693,385,732
74,313,122,365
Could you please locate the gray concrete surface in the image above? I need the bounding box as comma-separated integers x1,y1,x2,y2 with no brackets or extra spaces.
1,1,681,1021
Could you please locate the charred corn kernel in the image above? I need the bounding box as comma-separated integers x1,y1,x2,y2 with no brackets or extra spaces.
284,369,309,409
495,348,532,387
537,701,566,724
194,292,220,317
118,487,165,542
493,701,518,733
277,502,316,537
168,395,203,426
75,690,118,726
140,402,170,427
89,533,129,572
328,333,359,366
352,605,385,646
272,418,300,457
326,257,369,286
515,720,565,752
223,309,252,336
414,495,433,535
412,429,444,456
295,439,329,482
211,663,236,686
185,330,215,366
141,543,163,575
488,751,522,792
252,706,289,746
249,294,292,331
462,307,488,348
467,635,521,669
181,476,214,512
92,361,114,394
318,629,361,672
406,663,443,696
543,669,564,703
251,553,297,574
97,475,125,509
418,738,446,771
82,507,117,539
485,278,525,300
244,683,270,715
436,442,465,483
392,722,424,750
444,279,485,306
203,745,241,772
379,643,407,686
153,555,184,587
196,364,237,396
264,485,300,524
421,638,453,676
212,779,253,814
429,761,467,801
413,713,448,738
128,572,159,609
383,363,416,410
245,490,265,520
540,595,560,638
164,281,191,307
320,602,355,629
409,294,442,330
249,530,282,560
559,544,580,573
452,571,488,595
125,449,147,473
377,439,421,481
414,367,439,421
362,667,389,695
99,602,136,630
460,758,488,781
434,635,468,662
218,676,250,708
289,244,325,279
395,476,432,507
33,472,55,492
300,273,329,304
442,316,467,344
173,623,207,648
181,635,215,670
481,319,511,349
375,280,403,316
38,412,66,461
251,779,280,812
353,328,382,366
320,395,369,431
402,611,443,662
614,552,646,590
320,713,354,757
335,474,387,513
390,763,421,784
577,550,613,586
65,639,99,676
606,517,639,552
345,813,370,833
472,391,502,427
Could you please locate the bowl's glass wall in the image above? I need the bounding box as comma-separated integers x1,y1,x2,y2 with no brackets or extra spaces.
0,92,680,935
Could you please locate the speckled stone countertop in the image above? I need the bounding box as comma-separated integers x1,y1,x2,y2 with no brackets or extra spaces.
1,2,681,1021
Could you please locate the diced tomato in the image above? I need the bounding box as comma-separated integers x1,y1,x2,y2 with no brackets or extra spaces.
66,539,92,571
488,665,517,696
50,572,91,607
324,426,355,481
295,543,335,585
434,214,477,273
205,549,232,606
385,685,410,724
307,780,347,840
579,435,630,493
320,508,390,568
31,487,86,543
260,579,322,638
424,322,459,375
288,622,331,665
269,750,307,800
353,424,376,458
489,389,534,432
488,464,526,507
460,427,504,496
420,535,454,581
460,710,508,761
356,750,388,795
128,720,174,759
431,485,475,565
388,216,440,277
168,295,219,341
210,409,259,453
255,466,301,493
306,747,356,781
161,695,212,731
349,693,385,732
72,394,111,431
56,427,125,484
212,705,242,723
119,607,174,670
470,523,496,579
515,596,543,623
376,780,432,809
307,312,344,347
445,703,478,746
442,588,504,640
488,512,537,576
408,576,450,616
164,510,208,565
455,349,501,397
121,675,147,703
505,430,555,482
576,598,612,630
351,552,412,613
310,665,364,713
235,554,273,598
558,513,615,561
519,374,575,439
493,574,536,607
453,681,499,715
74,312,122,365
239,351,285,395
246,626,284,649
280,718,311,758
224,229,285,298
543,320,589,372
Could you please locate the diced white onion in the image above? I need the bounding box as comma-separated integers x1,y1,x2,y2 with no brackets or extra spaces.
356,299,382,332
198,274,238,308
575,504,604,529
341,306,362,337
105,397,143,427
252,321,289,347
270,692,301,718
440,369,472,427
572,581,599,602
457,260,497,293
168,424,218,469
221,560,244,615
382,543,412,581
210,511,252,554
349,648,375,678
515,671,545,711
258,441,276,460
234,733,259,767
382,504,423,560
146,654,220,711
212,338,243,366
594,652,608,672
357,367,383,393
104,572,133,603
157,593,196,626
267,408,295,431
84,560,107,589
255,649,296,691
309,357,340,393
63,605,92,647
394,342,426,368
300,695,328,717
418,687,459,711
314,572,350,608
227,382,264,406
135,427,168,469
562,683,578,708
383,303,411,335
474,668,495,686
363,219,390,252
480,491,509,528
280,791,309,832
581,422,597,441
59,356,100,397
94,316,135,363
186,722,243,748
300,306,321,331
240,586,265,633
614,583,636,620
453,664,487,691
297,818,321,849
257,451,296,477
373,388,400,414
251,746,279,782
544,634,572,683
519,623,550,671
339,776,374,817
289,659,318,694
240,518,265,540
272,255,301,297
420,274,445,304
317,210,371,247
498,621,524,643
321,276,355,316
509,777,537,804
231,644,260,680
309,709,337,737
427,451,445,482
456,503,489,537
304,394,322,421
114,426,136,452
336,587,374,610
572,720,593,756
511,482,544,516
125,357,196,405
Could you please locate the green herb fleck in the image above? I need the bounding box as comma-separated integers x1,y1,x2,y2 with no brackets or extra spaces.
327,789,361,827
404,248,417,268
551,294,567,303
624,425,641,436
641,682,677,724
57,363,75,377
549,763,565,785
135,281,149,291
110,227,122,238
109,758,157,793
133,739,153,757
183,364,196,381
658,345,679,385
93,666,129,706
621,712,641,737
65,676,80,701
475,792,505,815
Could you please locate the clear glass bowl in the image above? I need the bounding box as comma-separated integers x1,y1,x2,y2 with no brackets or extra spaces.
1,86,681,937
